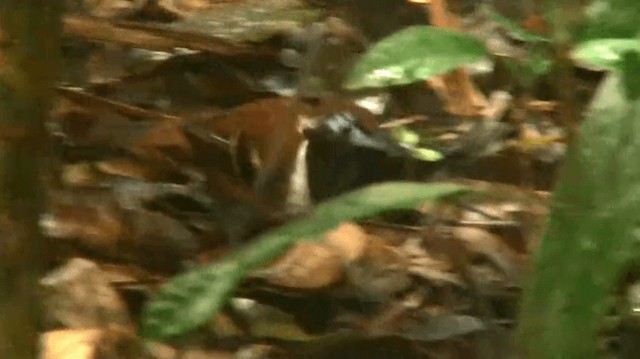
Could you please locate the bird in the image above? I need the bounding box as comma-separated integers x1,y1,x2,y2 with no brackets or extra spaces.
205,96,412,215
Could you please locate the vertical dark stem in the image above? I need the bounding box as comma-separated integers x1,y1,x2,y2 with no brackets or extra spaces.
547,0,587,140
0,2,62,358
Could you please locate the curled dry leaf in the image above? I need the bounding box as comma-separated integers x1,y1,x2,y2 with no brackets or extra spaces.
252,222,369,289
426,0,488,117
63,15,252,56
43,200,125,254
171,0,322,44
130,119,193,161
158,0,212,18
61,163,102,187
401,314,486,342
324,222,369,262
453,226,527,283
40,258,132,329
126,209,198,262
95,158,160,181
44,191,198,272
76,0,146,19
402,237,462,286
41,326,139,359
229,299,315,341
255,241,344,289
346,236,412,302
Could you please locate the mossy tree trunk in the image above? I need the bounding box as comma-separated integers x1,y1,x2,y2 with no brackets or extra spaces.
0,2,62,358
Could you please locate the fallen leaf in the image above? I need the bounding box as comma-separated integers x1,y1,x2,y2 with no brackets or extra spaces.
453,226,526,283
427,0,488,117
253,223,369,289
41,327,139,359
324,222,369,262
40,258,131,329
255,241,344,289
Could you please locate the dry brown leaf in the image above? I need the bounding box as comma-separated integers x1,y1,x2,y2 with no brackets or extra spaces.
253,223,371,289
257,241,344,289
40,258,132,329
44,191,198,272
82,0,146,19
324,222,369,262
131,119,193,160
63,15,253,56
158,0,212,18
402,238,462,286
61,163,101,187
56,87,180,122
346,237,412,301
41,327,138,359
95,158,155,180
425,0,487,117
42,328,102,359
44,201,125,253
453,226,527,282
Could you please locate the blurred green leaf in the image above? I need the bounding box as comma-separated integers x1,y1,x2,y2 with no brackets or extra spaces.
578,0,640,41
344,26,487,90
391,126,443,162
141,182,470,340
391,126,420,147
620,50,640,99
572,39,640,70
517,70,640,358
411,147,444,162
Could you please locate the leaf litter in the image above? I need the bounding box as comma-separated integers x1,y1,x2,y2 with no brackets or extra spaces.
39,0,596,358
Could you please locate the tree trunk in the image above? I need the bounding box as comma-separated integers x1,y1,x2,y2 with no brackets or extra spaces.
0,2,62,358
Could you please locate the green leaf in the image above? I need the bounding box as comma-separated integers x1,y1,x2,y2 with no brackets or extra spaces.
620,50,640,99
140,262,242,340
344,26,487,90
517,72,640,358
578,0,640,42
141,182,470,340
572,39,640,70
391,126,420,147
411,147,444,162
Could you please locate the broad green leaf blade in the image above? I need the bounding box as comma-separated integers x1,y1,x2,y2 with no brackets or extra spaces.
578,0,640,42
572,39,640,70
140,262,243,340
141,182,469,340
311,182,467,225
620,51,640,99
517,72,640,358
344,26,487,90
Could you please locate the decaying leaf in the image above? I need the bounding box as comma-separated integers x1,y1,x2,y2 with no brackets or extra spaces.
170,0,323,43
253,222,368,289
345,236,413,302
40,258,132,329
41,327,139,359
